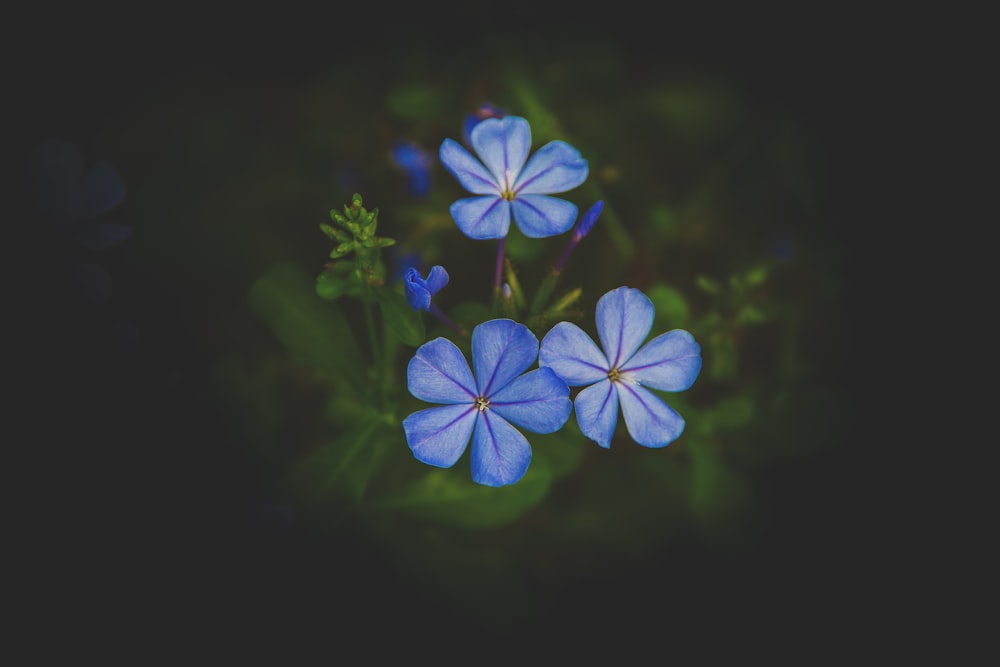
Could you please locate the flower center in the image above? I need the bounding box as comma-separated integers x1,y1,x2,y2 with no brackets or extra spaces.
608,368,639,386
475,395,490,412
500,188,516,201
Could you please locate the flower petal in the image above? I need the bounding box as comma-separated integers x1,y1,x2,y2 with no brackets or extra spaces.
620,329,703,391
425,265,449,295
511,195,578,238
449,196,511,240
472,319,538,396
439,138,499,195
404,267,431,311
490,368,571,434
407,337,477,404
470,412,532,487
617,382,685,448
596,286,654,368
462,101,507,147
471,116,531,191
539,321,609,386
513,140,589,194
574,379,620,448
403,404,476,468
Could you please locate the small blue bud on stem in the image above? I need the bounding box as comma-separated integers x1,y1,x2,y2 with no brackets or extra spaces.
553,200,604,275
529,201,603,316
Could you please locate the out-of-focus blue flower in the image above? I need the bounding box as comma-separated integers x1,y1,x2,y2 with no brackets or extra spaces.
404,265,449,311
390,140,434,198
462,101,507,148
29,139,130,304
439,115,589,240
402,319,571,487
766,232,796,263
540,286,702,448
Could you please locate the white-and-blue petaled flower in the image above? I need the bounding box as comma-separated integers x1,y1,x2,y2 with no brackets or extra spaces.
540,286,702,448
404,265,449,311
402,319,572,487
439,115,589,240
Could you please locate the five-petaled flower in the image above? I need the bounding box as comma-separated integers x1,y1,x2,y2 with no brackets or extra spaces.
540,286,702,448
404,265,448,311
402,319,571,486
439,115,589,240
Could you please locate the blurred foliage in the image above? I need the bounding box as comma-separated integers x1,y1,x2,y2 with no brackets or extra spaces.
92,41,849,628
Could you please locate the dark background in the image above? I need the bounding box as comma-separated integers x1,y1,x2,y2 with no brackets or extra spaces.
15,4,889,651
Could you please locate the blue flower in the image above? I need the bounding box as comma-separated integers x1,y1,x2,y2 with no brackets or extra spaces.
402,319,572,487
439,115,589,240
540,286,702,448
462,101,507,148
404,265,449,311
390,140,433,198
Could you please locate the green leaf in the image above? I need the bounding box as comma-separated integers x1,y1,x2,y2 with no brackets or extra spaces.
315,265,357,300
329,242,354,258
386,82,443,121
647,282,691,329
370,236,396,249
248,261,366,389
744,264,769,287
368,453,552,527
319,223,347,242
696,274,722,295
688,440,753,530
281,413,391,508
374,285,425,347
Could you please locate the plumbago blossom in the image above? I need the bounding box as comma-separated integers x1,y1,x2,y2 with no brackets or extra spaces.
439,115,588,240
540,286,703,448
317,107,705,489
404,265,448,311
402,319,571,486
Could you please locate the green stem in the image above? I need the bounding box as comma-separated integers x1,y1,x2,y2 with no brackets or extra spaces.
362,299,384,408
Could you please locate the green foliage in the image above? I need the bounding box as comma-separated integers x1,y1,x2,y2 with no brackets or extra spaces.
249,261,366,390
367,453,553,528
374,285,425,347
281,412,394,510
648,282,691,330
100,46,850,629
318,193,394,305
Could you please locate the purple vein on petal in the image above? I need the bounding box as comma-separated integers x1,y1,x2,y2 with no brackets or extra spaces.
410,406,476,449
622,352,701,374
479,332,516,396
473,197,505,234
482,412,508,479
468,173,498,191
413,351,476,401
513,163,559,194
